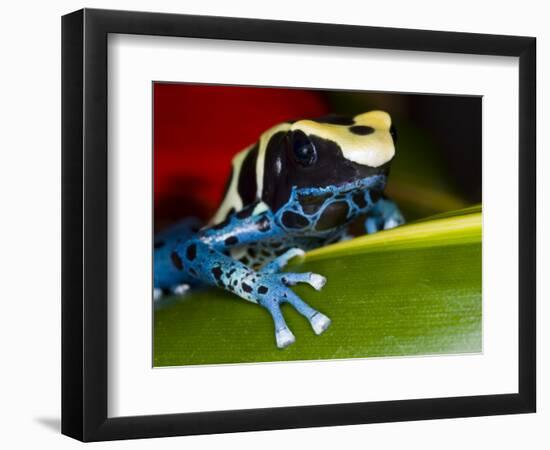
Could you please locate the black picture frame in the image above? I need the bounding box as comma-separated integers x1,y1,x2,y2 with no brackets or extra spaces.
62,8,536,442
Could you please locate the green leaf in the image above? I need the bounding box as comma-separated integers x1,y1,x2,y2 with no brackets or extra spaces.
154,207,482,367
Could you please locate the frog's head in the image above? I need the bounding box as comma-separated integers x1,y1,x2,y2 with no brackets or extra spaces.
261,111,397,211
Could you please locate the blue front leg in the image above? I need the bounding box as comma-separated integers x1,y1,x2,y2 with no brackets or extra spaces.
159,205,332,348
170,234,330,348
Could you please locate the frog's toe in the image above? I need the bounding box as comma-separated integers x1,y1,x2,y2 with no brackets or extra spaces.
383,215,405,230
310,312,331,335
275,326,296,349
282,272,327,291
383,218,400,229
153,288,163,302
283,290,332,336
263,301,296,349
309,273,327,291
172,283,190,296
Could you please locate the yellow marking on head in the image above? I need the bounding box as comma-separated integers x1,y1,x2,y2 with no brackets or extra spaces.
355,110,392,129
292,110,395,168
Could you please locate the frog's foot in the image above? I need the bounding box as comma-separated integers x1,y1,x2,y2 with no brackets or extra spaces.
366,199,405,233
366,214,404,233
382,211,405,230
153,288,163,302
154,283,190,301
257,272,331,348
171,283,190,296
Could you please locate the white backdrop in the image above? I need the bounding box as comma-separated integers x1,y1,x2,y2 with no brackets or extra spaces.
0,0,546,449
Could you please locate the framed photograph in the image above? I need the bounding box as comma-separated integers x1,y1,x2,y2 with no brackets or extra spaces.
62,8,536,441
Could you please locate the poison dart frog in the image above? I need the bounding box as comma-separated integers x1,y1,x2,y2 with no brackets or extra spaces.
154,111,404,348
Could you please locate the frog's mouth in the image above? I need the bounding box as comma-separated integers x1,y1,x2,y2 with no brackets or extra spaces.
337,173,387,194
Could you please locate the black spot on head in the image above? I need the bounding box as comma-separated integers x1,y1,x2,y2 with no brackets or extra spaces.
258,285,268,294
349,125,375,136
316,201,350,231
281,211,310,229
233,279,238,286
224,236,239,246
186,243,197,261
256,216,271,232
170,251,184,271
242,283,253,293
247,248,257,258
352,191,367,209
313,114,355,126
154,240,165,250
260,131,289,210
237,144,259,206
211,266,223,282
261,249,272,257
227,268,236,277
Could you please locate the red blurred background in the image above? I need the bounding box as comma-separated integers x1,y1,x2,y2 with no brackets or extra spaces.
154,83,482,228
154,83,329,230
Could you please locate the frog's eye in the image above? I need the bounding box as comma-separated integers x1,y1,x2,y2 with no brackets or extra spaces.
289,130,317,167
